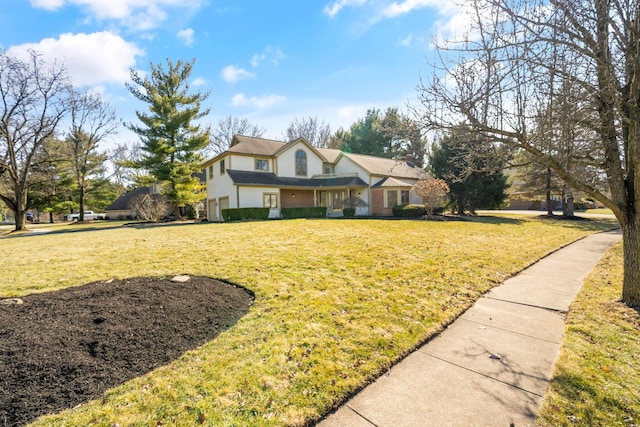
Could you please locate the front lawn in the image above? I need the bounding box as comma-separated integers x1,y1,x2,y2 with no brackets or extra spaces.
0,216,616,426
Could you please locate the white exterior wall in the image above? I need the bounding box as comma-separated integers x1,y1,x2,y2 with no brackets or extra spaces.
238,186,268,207
334,156,372,215
276,142,324,177
206,154,237,220
238,186,280,218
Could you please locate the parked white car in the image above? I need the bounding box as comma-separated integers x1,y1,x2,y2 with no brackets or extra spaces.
65,211,105,222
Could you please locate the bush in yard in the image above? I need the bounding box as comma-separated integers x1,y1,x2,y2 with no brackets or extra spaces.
392,204,426,217
280,207,327,219
411,178,450,216
342,207,356,217
222,208,269,222
131,194,171,222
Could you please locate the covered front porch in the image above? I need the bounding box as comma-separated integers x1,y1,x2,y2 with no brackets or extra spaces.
279,187,369,217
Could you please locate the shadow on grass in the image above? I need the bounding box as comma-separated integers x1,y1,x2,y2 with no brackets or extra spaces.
0,220,212,238
468,215,526,225
472,213,619,232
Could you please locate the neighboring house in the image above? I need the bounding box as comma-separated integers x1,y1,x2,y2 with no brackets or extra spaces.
105,186,157,219
203,135,427,221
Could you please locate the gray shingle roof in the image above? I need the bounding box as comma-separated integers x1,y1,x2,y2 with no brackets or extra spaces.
105,187,152,211
222,136,427,180
229,135,287,156
343,152,427,179
226,170,368,188
371,176,412,188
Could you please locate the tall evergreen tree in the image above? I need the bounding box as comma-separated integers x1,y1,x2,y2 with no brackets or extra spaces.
336,108,426,165
125,58,210,218
429,126,509,215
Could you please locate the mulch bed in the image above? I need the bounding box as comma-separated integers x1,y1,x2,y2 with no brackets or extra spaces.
0,276,254,427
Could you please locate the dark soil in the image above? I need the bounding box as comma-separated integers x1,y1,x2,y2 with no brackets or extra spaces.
0,276,254,427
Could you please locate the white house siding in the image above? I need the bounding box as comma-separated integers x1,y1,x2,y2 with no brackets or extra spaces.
276,142,324,178
239,186,271,207
237,186,281,218
334,157,372,215
229,154,272,172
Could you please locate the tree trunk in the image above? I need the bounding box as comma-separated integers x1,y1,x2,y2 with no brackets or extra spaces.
545,167,553,216
622,214,640,306
562,186,574,217
13,188,28,231
14,210,27,231
79,185,85,222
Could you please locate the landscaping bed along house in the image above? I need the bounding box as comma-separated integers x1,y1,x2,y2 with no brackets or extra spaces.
0,276,254,427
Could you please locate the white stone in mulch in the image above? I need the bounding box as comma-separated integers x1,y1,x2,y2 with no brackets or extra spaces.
0,298,23,305
171,275,191,283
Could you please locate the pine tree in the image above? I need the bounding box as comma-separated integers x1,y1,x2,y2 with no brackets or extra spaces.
125,58,210,218
429,126,509,215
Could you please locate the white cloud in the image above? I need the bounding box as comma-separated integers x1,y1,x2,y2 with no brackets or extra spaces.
29,0,205,31
30,0,64,9
231,93,286,110
399,33,425,46
221,65,256,83
7,31,144,87
250,46,287,67
250,53,266,68
382,0,436,18
324,0,367,18
400,34,413,45
191,77,208,87
177,28,195,46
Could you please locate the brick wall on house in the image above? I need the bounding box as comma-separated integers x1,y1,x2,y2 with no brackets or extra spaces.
281,190,314,208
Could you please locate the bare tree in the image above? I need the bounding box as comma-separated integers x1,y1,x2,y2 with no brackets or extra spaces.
130,193,170,222
411,177,449,216
66,90,118,221
284,116,331,147
0,50,71,231
204,115,265,157
418,0,640,305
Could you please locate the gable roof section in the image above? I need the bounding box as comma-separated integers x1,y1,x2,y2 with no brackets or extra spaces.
229,135,285,156
316,147,342,163
226,169,367,189
273,137,328,162
371,177,412,188
342,152,426,179
106,187,152,211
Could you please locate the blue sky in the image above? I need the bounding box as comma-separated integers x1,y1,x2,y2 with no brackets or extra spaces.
1,0,466,148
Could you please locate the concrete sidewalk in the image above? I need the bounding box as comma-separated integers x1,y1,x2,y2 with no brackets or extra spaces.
318,230,622,427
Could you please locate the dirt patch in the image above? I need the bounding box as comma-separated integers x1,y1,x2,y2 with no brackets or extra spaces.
0,276,254,427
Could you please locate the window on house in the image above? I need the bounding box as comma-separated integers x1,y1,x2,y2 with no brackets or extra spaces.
387,190,398,208
255,159,268,171
220,159,226,175
208,165,214,180
263,193,278,208
323,164,334,175
401,190,409,205
295,150,307,176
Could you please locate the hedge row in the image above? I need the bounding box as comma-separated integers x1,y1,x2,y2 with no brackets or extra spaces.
221,208,270,222
392,204,426,217
281,207,327,219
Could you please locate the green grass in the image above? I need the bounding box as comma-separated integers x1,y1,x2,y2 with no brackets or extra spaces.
538,242,640,426
0,216,616,426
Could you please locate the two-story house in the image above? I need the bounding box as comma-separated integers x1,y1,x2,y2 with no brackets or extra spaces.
203,135,427,221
